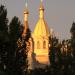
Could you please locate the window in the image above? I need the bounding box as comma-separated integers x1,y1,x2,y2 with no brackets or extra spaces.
43,41,46,49
37,41,40,49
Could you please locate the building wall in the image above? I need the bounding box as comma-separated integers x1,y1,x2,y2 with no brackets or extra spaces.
31,35,50,69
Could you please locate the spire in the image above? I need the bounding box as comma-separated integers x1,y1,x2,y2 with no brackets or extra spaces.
24,2,29,21
39,0,44,19
22,1,29,37
33,0,50,37
40,0,44,10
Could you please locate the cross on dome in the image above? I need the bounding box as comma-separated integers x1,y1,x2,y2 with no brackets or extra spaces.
41,0,43,2
24,0,29,14
25,2,28,8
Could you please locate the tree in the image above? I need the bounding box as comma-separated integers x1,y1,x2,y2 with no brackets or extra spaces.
49,37,59,65
49,36,62,75
70,22,75,75
9,16,22,42
16,28,31,75
0,5,8,32
5,16,22,75
70,22,75,57
0,5,9,75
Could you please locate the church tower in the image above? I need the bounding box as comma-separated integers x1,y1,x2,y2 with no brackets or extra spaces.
32,0,50,68
22,2,29,37
21,2,34,69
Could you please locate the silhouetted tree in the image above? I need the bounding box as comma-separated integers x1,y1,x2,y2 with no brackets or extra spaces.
5,16,22,75
0,5,9,75
70,22,75,57
70,22,75,75
49,37,59,65
16,28,31,75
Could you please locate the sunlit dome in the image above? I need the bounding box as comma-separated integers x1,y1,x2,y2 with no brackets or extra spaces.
33,19,50,37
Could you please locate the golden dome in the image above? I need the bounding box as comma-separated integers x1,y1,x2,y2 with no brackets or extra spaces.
33,19,50,37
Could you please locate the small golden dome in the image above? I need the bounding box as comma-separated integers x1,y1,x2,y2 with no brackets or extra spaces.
24,8,29,14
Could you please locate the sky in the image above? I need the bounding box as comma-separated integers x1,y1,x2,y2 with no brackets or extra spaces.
0,0,75,40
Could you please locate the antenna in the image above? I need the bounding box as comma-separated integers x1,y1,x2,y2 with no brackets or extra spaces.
24,0,28,8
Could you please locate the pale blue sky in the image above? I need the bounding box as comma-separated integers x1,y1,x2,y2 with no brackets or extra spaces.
0,0,75,40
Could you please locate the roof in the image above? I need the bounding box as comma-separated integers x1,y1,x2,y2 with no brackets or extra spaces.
33,18,50,37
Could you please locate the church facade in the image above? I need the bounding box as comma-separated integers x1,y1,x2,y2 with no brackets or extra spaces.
22,0,51,69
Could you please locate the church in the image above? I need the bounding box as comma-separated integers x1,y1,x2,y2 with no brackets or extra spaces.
22,0,51,69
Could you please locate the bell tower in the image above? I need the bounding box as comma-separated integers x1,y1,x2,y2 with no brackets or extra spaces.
22,2,29,37
32,0,50,68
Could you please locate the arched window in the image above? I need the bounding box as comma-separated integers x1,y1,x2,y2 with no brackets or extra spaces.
37,41,40,49
43,41,46,49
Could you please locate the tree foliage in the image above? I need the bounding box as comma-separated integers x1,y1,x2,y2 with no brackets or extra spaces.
0,5,8,75
9,16,22,42
70,22,75,58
